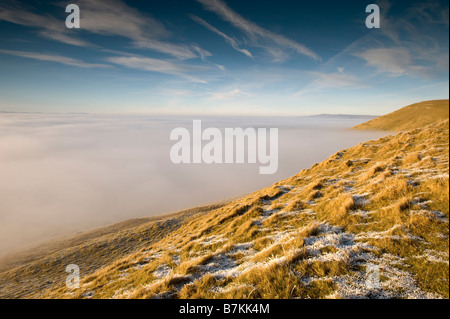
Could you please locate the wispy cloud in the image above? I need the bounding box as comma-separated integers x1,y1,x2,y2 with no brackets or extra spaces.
315,71,366,89
133,40,199,60
76,0,212,60
0,49,111,69
209,88,252,100
294,70,368,97
190,15,253,58
380,0,449,42
192,45,213,61
107,56,208,83
195,0,321,61
0,1,89,47
38,30,91,47
354,47,425,77
76,0,169,40
0,0,210,61
350,1,448,79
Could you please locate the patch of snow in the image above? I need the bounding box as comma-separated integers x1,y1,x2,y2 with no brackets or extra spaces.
413,249,449,265
352,194,371,206
350,210,374,218
154,264,172,279
172,255,181,265
356,225,425,242
297,223,443,299
198,235,228,246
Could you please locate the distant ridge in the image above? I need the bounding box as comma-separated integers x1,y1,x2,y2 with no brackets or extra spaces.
307,114,377,119
353,99,449,131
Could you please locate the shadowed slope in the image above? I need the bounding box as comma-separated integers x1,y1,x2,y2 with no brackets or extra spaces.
0,202,229,298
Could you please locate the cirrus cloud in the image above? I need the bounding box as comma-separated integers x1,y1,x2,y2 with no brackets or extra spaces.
0,49,111,69
107,55,208,83
195,0,321,62
354,47,427,77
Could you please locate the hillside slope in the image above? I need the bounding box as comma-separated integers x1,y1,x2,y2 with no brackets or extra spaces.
36,119,449,299
353,100,449,131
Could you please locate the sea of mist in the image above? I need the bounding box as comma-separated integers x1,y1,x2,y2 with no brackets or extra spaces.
0,113,389,255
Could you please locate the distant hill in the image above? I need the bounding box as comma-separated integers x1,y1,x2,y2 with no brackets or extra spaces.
307,114,377,120
353,100,449,131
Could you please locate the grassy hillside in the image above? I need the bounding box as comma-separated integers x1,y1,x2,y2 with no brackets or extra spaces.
24,119,447,299
353,100,449,131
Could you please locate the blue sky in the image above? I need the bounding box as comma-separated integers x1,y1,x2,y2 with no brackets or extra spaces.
0,0,448,115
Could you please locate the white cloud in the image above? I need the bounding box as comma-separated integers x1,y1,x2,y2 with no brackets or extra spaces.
190,15,253,58
76,0,169,40
75,0,211,60
353,1,448,79
215,64,226,71
320,1,448,83
0,2,89,47
192,45,213,61
294,71,368,97
0,49,111,69
107,56,208,83
195,0,320,61
316,72,366,88
38,31,91,47
0,0,209,61
209,88,252,100
133,40,199,60
354,47,426,77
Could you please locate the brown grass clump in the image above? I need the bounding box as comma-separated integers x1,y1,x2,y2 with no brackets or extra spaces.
236,264,305,299
253,237,273,251
359,162,387,182
295,259,349,278
176,253,216,275
251,244,285,263
259,186,285,202
177,275,224,299
316,193,356,225
286,199,305,212
370,177,412,204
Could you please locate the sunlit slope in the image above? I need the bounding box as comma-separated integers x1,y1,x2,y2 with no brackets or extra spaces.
353,100,449,131
42,120,448,299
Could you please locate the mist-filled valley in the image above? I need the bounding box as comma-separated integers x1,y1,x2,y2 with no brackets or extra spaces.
0,113,388,255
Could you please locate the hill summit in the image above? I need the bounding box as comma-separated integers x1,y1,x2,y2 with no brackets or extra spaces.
353,100,449,131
